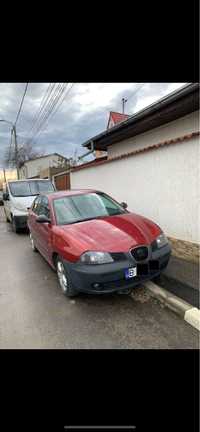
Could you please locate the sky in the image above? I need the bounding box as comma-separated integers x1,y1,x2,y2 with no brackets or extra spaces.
0,82,187,170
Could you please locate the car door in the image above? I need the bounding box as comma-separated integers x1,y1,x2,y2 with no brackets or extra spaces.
28,196,42,249
36,196,52,263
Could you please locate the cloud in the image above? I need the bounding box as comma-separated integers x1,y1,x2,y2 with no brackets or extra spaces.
0,82,186,169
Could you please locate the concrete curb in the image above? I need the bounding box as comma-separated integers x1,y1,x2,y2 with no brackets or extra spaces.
142,280,200,331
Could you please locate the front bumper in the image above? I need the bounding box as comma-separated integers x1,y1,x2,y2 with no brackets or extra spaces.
63,243,171,294
13,215,28,229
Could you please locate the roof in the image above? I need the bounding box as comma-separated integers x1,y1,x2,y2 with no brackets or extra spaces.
22,153,69,165
72,131,199,173
107,111,130,128
7,178,53,183
83,83,199,151
46,189,96,200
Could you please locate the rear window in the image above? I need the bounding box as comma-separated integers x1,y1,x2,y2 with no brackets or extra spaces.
9,181,54,197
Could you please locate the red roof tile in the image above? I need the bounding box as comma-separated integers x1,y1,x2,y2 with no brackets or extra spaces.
107,111,130,129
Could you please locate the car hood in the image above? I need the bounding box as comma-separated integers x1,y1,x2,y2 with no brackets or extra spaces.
60,213,162,253
10,195,37,212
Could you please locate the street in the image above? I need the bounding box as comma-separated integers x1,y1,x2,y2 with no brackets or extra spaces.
0,206,198,349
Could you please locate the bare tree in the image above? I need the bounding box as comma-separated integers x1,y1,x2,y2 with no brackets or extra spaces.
4,142,46,169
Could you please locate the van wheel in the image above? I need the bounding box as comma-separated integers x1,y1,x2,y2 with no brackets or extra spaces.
56,257,77,297
4,209,10,223
12,217,20,233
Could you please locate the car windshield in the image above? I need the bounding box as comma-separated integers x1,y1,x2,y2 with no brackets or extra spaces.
53,192,126,225
9,181,54,197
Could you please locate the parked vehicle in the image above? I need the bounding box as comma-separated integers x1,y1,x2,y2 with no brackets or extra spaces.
0,190,3,206
3,179,55,233
28,189,171,297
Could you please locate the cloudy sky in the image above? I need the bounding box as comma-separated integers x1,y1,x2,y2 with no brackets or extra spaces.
0,82,187,168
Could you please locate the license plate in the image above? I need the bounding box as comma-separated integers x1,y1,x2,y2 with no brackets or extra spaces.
125,267,137,279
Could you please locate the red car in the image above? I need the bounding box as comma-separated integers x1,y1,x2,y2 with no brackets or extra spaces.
28,189,171,297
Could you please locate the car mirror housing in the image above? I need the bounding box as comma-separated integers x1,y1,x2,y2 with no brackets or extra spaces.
36,214,51,224
121,202,128,210
3,192,9,201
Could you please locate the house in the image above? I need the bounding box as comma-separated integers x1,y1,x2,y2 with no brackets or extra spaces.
95,111,130,159
71,83,199,266
107,111,130,129
19,153,69,180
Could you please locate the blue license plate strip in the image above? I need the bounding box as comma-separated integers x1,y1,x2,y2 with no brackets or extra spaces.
124,267,137,279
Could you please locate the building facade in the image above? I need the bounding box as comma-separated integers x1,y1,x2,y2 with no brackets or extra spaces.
71,84,199,263
19,153,69,179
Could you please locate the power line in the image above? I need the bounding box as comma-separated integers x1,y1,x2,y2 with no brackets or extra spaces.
14,82,29,126
25,83,69,145
25,83,56,137
33,83,75,142
24,83,65,145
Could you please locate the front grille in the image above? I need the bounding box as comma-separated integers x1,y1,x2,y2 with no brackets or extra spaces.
131,246,148,262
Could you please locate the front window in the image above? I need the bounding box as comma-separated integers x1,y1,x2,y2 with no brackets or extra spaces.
9,180,54,197
53,192,126,225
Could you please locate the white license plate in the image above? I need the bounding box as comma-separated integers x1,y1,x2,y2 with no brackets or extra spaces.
125,267,137,279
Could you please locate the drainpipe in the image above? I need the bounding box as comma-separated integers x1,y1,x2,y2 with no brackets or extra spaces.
78,140,94,161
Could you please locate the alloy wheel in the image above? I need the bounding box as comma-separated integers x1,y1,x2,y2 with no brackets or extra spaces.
57,260,68,293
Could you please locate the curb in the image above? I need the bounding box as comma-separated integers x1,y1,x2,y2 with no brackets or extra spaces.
142,280,200,331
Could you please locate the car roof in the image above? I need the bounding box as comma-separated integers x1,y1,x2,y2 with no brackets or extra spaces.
7,178,51,182
45,189,97,201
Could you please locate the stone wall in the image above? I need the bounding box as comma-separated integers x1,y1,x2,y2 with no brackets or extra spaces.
168,237,199,264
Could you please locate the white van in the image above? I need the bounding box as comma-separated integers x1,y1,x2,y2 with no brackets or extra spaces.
3,179,55,233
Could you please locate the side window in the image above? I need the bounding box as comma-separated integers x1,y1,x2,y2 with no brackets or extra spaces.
39,196,50,219
32,196,41,215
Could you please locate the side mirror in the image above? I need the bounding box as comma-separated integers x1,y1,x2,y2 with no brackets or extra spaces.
3,192,9,201
36,214,51,224
121,202,128,210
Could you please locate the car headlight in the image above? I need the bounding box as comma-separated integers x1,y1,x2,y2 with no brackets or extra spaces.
80,251,114,265
155,233,169,249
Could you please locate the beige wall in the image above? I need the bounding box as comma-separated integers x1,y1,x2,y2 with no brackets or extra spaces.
108,111,199,159
71,133,199,244
19,154,67,179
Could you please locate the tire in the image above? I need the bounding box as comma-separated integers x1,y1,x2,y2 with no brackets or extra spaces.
4,209,10,223
56,256,77,297
152,273,162,284
30,232,38,252
118,288,132,295
12,216,20,233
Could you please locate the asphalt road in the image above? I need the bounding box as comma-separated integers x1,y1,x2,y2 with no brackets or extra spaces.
0,206,198,349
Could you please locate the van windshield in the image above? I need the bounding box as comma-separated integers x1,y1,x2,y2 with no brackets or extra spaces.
9,181,54,197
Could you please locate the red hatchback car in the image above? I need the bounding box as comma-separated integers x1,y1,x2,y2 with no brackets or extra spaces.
28,189,171,297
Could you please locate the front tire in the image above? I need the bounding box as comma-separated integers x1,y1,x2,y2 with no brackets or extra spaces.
4,209,10,223
152,273,162,284
12,216,20,233
56,257,77,297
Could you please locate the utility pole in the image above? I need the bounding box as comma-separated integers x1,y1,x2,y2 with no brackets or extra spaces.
122,98,127,114
0,119,20,180
12,125,19,180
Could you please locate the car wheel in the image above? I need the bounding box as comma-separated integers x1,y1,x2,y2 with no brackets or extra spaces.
12,216,20,233
118,288,132,295
30,232,38,252
152,273,162,284
56,257,77,297
4,209,10,223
